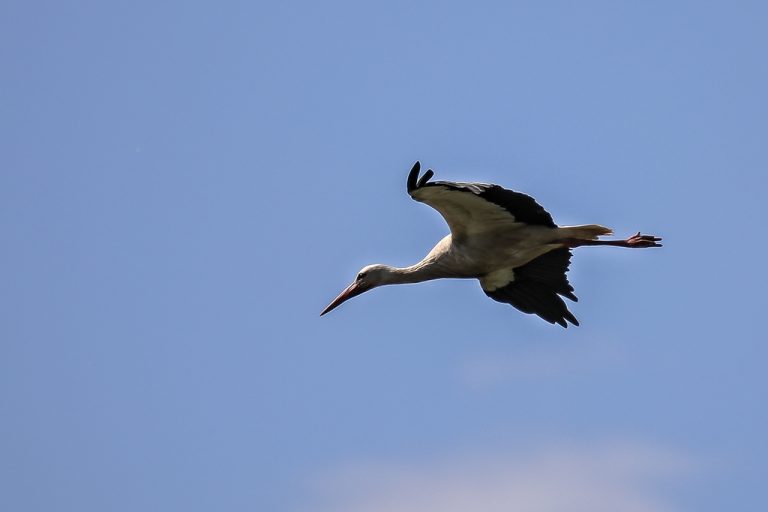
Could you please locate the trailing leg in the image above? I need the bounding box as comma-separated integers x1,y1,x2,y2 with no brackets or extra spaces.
562,232,662,249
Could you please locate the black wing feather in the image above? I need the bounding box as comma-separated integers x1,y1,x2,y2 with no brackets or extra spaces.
484,249,579,327
407,161,422,193
469,183,556,228
417,169,435,188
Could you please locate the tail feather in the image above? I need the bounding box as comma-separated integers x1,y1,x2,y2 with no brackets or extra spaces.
558,224,613,240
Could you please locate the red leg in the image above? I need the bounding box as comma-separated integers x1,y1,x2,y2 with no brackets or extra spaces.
563,232,662,248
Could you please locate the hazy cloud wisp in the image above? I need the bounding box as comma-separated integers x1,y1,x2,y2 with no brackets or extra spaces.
306,442,692,512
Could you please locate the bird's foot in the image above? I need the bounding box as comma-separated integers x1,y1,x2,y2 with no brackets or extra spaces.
625,232,662,248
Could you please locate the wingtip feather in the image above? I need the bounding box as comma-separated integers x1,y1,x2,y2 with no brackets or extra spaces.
407,161,421,193
417,169,434,188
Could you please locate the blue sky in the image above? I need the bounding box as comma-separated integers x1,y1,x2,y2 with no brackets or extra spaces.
2,1,767,511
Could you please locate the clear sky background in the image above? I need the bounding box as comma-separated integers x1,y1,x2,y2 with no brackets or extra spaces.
2,1,767,511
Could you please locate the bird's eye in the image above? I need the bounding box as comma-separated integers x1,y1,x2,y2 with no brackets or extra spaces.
357,272,366,281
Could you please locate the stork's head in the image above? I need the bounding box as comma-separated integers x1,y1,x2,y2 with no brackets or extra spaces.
320,264,393,316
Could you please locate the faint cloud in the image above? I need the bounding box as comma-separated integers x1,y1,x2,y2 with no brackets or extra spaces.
305,442,694,512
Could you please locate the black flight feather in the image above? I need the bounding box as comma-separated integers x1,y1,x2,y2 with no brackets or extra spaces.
417,169,434,188
406,161,421,193
484,248,579,328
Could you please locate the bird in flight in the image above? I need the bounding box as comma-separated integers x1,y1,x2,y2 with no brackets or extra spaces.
321,162,661,327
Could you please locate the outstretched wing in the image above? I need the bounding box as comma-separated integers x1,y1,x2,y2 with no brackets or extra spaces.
407,161,556,238
480,248,579,328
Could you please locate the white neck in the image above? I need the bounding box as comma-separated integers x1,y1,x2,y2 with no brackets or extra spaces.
379,260,449,285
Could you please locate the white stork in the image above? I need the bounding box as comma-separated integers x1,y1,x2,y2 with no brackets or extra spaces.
321,162,661,327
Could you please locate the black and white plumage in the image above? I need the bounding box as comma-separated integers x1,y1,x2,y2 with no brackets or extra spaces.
321,162,661,327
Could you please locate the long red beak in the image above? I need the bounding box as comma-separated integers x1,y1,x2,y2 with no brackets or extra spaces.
320,281,368,316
